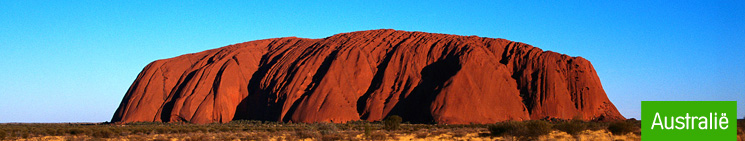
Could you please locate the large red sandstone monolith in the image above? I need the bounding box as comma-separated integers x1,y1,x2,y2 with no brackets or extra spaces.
111,29,624,124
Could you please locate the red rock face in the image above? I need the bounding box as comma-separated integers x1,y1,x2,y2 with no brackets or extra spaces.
111,29,624,124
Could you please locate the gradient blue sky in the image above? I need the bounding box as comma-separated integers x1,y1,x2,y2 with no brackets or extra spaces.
1,1,743,122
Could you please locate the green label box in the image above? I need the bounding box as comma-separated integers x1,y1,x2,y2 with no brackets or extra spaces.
642,101,737,140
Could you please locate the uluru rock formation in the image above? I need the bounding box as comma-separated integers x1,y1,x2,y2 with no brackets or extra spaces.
112,29,624,124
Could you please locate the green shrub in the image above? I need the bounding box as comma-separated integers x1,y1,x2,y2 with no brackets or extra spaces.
383,115,402,130
132,127,148,135
488,122,508,136
217,126,231,132
91,128,115,138
553,120,587,136
151,127,164,134
521,120,552,138
67,128,88,135
363,123,372,137
43,128,57,136
488,120,551,139
20,132,30,138
318,123,338,135
488,121,526,137
585,121,609,131
229,120,263,125
608,120,636,135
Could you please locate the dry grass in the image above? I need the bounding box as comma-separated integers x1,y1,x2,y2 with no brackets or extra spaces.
15,128,642,141
0,119,648,141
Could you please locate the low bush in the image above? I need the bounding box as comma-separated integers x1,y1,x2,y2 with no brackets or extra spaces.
363,123,372,137
229,120,263,125
489,120,551,139
488,121,526,137
584,121,609,131
383,115,402,130
20,132,30,138
67,128,88,135
608,120,636,135
43,128,57,136
90,128,115,138
521,120,552,138
317,123,338,135
553,120,587,136
154,126,170,134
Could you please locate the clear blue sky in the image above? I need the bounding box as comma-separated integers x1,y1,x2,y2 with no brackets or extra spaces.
0,1,743,122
